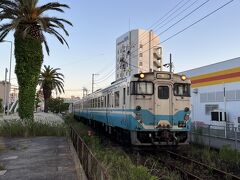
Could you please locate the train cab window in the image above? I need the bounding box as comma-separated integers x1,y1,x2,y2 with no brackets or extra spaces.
130,81,154,95
158,86,169,99
114,91,120,107
174,83,190,97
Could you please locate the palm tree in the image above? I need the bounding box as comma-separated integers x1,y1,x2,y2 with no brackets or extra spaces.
39,65,64,113
0,0,72,120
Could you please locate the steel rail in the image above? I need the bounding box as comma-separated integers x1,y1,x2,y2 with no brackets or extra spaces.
157,158,202,180
166,150,240,180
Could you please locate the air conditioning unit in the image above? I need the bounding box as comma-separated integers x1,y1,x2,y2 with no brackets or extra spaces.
211,111,227,121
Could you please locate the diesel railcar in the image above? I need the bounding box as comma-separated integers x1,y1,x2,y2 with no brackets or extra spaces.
73,71,191,146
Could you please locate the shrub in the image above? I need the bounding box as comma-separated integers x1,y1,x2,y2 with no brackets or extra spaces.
0,115,67,137
0,99,3,113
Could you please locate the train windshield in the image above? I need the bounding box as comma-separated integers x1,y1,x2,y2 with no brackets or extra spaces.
174,83,190,97
130,81,154,95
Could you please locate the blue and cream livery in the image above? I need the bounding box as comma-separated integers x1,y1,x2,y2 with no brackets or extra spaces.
73,71,191,146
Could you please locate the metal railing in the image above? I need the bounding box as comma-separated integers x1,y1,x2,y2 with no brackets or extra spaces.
190,123,240,150
69,126,109,180
191,124,240,140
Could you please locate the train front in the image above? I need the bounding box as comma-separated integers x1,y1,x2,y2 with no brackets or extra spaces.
130,72,191,146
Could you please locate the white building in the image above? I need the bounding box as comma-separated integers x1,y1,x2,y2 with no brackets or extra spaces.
0,81,11,109
115,29,163,80
182,57,240,128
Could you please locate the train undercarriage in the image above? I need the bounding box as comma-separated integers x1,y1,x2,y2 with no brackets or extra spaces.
74,115,189,147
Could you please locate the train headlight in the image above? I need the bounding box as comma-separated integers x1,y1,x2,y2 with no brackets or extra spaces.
140,73,145,79
181,75,187,81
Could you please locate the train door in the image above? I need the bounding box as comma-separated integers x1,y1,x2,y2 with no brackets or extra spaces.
155,83,173,126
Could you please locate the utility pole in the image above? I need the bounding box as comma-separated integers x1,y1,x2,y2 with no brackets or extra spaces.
92,74,99,93
163,53,173,73
169,53,173,73
4,68,8,114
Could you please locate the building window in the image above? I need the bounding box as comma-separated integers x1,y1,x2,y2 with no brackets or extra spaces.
139,44,143,48
139,62,143,67
139,53,143,57
114,91,120,107
205,104,219,115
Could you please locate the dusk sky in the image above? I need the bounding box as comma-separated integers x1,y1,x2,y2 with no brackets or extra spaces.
0,0,240,98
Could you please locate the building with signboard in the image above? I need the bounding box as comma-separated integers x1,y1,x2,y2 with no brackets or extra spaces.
115,29,163,80
181,57,240,128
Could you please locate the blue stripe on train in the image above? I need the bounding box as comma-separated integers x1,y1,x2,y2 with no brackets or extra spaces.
74,108,191,131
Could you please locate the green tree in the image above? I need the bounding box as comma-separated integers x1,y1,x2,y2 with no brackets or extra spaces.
48,97,69,113
0,0,72,120
34,91,41,112
0,98,3,113
39,65,64,112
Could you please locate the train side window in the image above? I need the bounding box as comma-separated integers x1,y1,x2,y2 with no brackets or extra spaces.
94,98,97,108
114,91,120,107
127,86,129,95
104,96,106,107
158,86,169,99
101,96,104,107
107,94,110,107
123,88,126,105
98,97,101,107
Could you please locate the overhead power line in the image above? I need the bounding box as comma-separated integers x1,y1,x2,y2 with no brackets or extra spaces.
161,0,234,44
130,0,234,60
129,0,210,59
130,0,190,51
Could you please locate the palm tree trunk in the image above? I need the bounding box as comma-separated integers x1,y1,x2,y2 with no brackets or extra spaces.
15,36,43,120
43,88,51,113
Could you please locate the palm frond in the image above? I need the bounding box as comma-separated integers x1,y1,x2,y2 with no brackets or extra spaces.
0,0,72,54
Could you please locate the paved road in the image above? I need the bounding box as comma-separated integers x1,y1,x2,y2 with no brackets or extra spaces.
0,137,79,180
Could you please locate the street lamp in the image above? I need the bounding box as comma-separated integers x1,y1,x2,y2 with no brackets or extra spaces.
0,40,13,115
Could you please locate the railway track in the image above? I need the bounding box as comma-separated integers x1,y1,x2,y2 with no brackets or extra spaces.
70,118,240,179
160,150,240,180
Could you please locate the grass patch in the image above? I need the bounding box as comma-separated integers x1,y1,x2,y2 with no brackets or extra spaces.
0,120,67,137
9,146,17,151
65,114,157,180
0,164,4,171
219,145,240,164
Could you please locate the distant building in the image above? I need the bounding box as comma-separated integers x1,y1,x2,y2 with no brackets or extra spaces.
182,57,240,128
115,29,162,80
0,81,11,108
